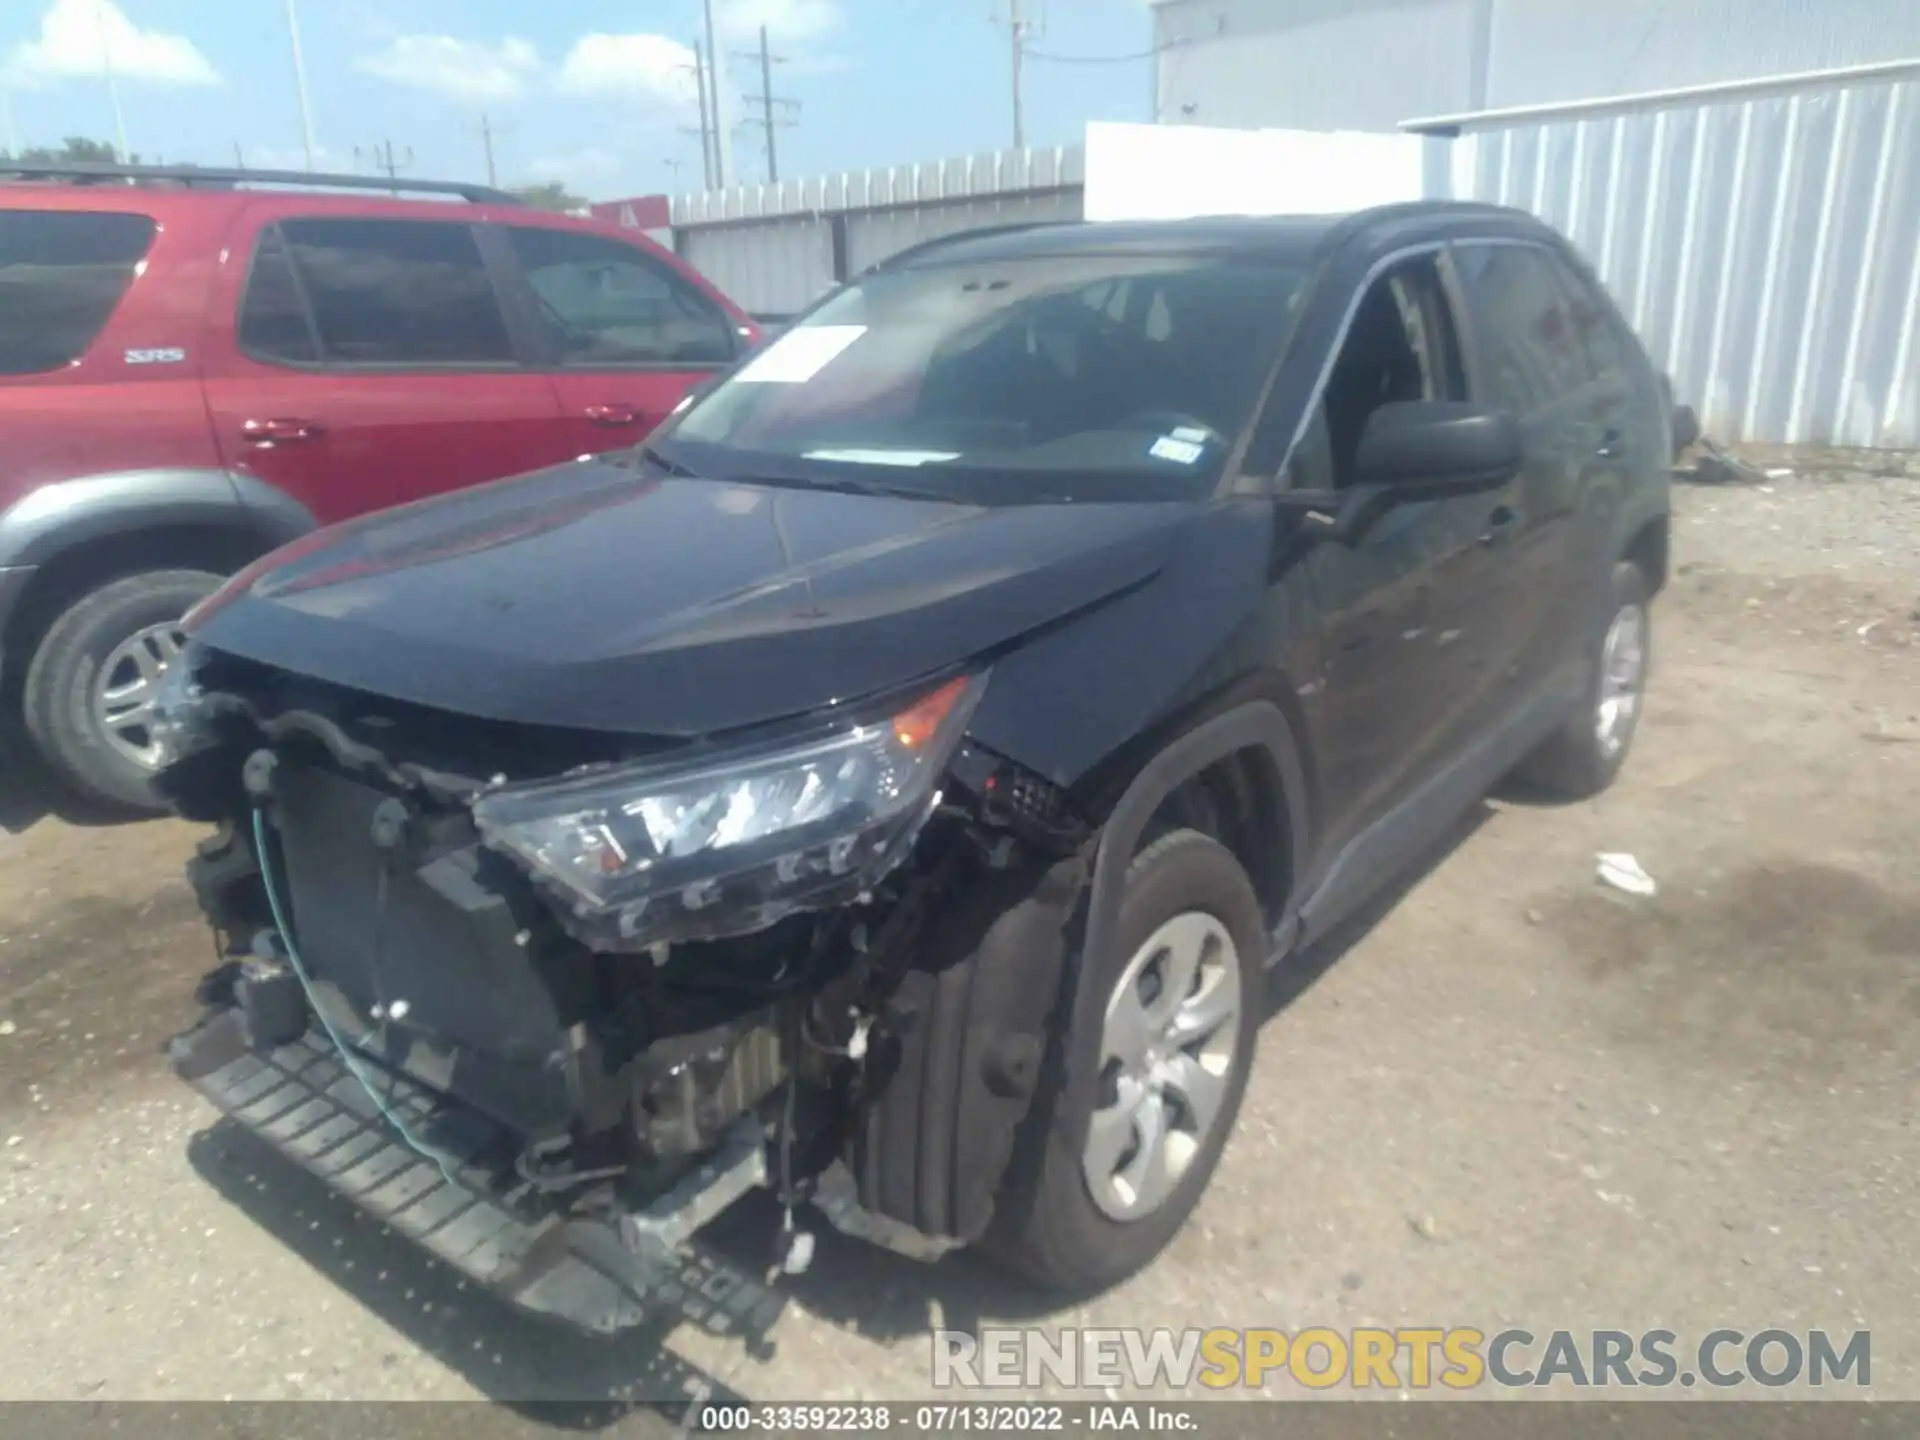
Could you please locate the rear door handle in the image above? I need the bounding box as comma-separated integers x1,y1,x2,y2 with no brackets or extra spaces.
242,417,325,444
583,403,641,426
1479,504,1518,547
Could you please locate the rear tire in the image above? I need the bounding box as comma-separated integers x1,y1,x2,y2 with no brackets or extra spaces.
982,829,1264,1294
1513,560,1652,799
22,569,221,812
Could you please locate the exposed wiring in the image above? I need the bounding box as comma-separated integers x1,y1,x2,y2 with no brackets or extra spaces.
251,807,467,1193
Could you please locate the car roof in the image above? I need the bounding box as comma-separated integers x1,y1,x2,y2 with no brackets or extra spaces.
882,201,1559,272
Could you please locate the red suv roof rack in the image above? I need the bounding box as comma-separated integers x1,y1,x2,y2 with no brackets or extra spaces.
0,160,523,206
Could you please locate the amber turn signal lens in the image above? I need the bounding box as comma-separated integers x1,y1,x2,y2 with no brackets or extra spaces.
891,675,972,751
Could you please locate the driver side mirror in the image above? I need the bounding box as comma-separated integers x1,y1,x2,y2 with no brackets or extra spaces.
1353,400,1523,493
1277,400,1522,544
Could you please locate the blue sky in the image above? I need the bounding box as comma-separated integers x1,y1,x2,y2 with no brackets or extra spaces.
2,0,1156,199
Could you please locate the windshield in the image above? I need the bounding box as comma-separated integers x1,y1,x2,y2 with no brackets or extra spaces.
662,251,1306,503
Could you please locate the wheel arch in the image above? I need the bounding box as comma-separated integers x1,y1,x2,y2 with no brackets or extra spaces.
0,469,314,680
1083,697,1312,982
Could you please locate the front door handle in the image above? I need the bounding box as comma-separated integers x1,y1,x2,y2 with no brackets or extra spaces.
583,403,641,426
242,417,325,445
1479,504,1518,547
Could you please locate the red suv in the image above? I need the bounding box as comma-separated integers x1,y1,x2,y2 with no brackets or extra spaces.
0,162,756,809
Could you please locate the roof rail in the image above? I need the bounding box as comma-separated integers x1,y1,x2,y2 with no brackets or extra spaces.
0,160,523,206
863,220,1076,275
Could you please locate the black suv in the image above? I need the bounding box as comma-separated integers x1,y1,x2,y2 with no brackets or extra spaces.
156,203,1672,1330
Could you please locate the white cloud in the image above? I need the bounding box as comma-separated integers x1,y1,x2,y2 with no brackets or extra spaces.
354,35,540,104
556,33,696,106
6,0,220,87
718,0,843,45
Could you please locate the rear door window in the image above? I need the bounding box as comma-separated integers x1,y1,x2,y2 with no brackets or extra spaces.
1451,243,1593,414
504,227,737,366
241,218,515,367
0,210,157,374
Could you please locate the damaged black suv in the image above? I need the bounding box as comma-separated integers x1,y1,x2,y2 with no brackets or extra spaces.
155,203,1673,1330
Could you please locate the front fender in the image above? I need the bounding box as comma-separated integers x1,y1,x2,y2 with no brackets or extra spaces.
0,469,315,570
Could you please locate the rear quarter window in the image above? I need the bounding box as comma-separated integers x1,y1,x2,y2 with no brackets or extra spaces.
0,210,157,375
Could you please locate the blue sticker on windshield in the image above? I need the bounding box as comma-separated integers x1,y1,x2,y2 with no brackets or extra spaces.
1149,436,1205,465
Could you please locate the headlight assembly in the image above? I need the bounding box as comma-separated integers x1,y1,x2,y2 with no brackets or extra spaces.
471,671,987,948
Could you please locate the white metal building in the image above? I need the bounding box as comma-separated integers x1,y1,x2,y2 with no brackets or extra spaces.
1152,0,1920,133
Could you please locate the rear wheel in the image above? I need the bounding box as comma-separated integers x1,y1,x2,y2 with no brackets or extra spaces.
22,569,220,812
983,829,1264,1293
1514,560,1652,799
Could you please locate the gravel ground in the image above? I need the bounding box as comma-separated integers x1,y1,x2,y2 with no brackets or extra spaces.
1,449,1915,1413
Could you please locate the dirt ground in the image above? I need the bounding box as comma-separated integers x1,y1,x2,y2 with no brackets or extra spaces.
1,452,1915,1410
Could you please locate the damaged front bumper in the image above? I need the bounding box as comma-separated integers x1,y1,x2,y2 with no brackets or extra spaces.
158,650,1089,1336
170,1007,785,1339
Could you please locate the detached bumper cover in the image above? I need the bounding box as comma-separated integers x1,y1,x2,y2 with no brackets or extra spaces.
169,1006,785,1342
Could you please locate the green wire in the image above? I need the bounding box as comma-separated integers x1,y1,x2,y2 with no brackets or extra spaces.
250,807,465,1193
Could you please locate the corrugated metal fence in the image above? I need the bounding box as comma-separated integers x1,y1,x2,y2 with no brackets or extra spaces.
668,62,1920,446
670,146,1085,320
1419,60,1920,447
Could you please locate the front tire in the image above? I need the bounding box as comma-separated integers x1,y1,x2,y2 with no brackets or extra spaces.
22,569,221,812
983,829,1264,1294
1514,559,1652,799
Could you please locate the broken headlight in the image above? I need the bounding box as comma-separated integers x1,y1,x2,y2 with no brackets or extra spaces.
471,672,986,947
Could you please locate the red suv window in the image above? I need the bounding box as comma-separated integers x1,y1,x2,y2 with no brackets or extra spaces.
504,226,737,367
238,217,516,368
0,210,157,374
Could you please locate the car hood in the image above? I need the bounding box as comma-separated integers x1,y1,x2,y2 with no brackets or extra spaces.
192,457,1193,737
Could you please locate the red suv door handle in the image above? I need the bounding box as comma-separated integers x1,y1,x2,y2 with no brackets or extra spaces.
583,404,641,426
242,417,325,444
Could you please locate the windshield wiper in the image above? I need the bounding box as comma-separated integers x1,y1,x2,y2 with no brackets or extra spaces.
740,471,945,501
636,443,698,478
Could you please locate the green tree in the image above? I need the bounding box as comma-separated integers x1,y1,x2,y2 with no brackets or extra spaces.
507,180,588,212
5,136,124,163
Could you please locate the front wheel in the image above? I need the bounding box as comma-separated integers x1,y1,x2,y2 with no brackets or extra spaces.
21,569,221,812
983,829,1264,1294
1513,559,1652,799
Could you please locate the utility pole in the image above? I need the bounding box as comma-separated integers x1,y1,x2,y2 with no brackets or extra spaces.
95,0,130,162
233,141,247,170
701,0,733,187
736,25,799,184
469,112,512,187
1010,0,1025,149
284,0,318,170
355,140,413,189
683,41,716,189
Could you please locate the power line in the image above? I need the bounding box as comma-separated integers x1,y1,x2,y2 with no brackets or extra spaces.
1020,39,1182,64
735,24,800,184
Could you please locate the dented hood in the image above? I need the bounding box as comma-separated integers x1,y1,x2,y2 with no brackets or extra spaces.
191,455,1190,737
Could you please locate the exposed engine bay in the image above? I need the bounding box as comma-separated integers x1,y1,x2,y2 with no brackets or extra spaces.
156,644,1092,1334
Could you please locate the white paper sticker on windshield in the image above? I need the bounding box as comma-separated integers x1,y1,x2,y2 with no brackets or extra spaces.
802,448,960,467
735,324,867,384
1169,425,1211,444
1149,436,1205,465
